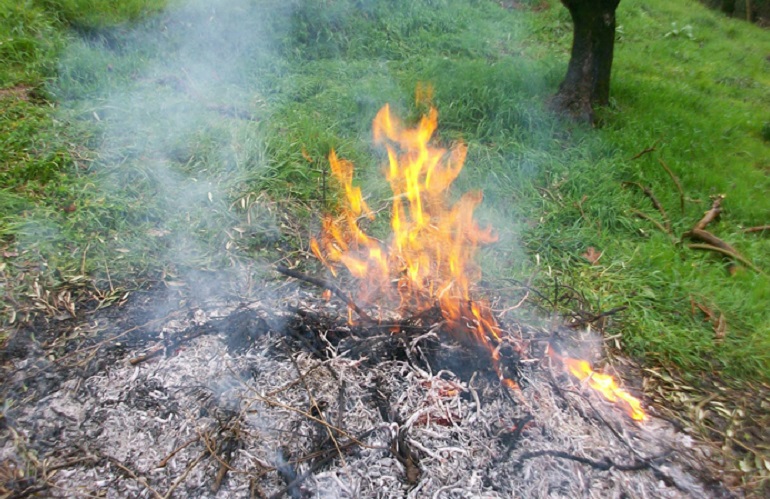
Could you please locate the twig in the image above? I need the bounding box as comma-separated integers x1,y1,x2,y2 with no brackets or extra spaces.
657,158,685,214
623,182,671,231
129,324,212,365
275,265,374,324
567,306,629,329
629,139,660,160
684,227,762,273
515,449,650,472
631,209,674,239
107,456,163,499
162,449,209,499
5,313,176,391
212,436,240,493
157,436,200,468
267,429,377,499
247,389,370,448
742,225,770,234
658,158,684,213
687,243,763,274
391,427,421,484
501,414,535,459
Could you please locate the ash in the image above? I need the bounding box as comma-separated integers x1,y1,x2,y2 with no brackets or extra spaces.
0,289,732,498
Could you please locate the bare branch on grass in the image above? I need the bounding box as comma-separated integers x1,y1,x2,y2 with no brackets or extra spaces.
623,182,671,232
657,158,685,214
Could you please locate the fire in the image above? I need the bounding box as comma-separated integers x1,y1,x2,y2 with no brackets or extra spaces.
550,348,646,421
310,102,645,421
311,103,511,381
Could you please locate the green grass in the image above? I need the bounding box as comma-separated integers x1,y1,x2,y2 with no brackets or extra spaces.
2,0,770,382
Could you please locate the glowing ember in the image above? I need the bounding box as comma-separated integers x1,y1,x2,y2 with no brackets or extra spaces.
311,102,645,421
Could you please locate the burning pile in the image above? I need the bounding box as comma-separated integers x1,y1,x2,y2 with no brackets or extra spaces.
3,101,733,499
311,101,645,421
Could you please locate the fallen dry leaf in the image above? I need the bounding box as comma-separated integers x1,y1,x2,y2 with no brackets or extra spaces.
581,246,602,265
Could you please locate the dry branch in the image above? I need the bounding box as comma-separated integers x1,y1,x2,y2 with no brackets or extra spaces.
276,265,374,324
684,228,762,273
693,195,724,231
742,225,770,234
629,139,660,160
687,243,762,274
657,158,685,214
631,209,674,240
623,182,671,232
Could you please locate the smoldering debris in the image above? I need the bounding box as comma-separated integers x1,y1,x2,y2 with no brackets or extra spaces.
0,287,733,498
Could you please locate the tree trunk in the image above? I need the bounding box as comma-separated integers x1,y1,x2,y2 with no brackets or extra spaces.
720,0,736,16
551,0,621,124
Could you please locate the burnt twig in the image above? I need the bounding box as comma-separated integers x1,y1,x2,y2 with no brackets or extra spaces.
567,306,628,329
276,265,374,324
212,434,240,493
501,414,535,459
107,456,163,499
162,449,209,499
129,324,212,365
391,427,422,485
157,436,200,468
268,429,377,499
515,449,651,472
275,448,301,499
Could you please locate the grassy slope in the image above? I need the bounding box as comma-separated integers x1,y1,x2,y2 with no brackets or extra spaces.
1,0,769,379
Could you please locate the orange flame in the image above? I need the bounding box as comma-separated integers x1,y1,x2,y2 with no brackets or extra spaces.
310,104,514,383
550,348,646,421
310,103,645,421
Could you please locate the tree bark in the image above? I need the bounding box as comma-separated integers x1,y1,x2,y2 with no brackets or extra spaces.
551,0,621,124
720,0,736,16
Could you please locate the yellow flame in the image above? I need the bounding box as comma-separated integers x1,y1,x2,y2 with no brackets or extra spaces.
551,350,646,421
310,103,645,421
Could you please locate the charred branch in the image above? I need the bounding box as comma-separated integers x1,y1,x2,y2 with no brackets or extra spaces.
276,265,375,324
515,449,652,472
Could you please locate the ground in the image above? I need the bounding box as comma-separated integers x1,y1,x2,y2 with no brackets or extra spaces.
1,0,770,495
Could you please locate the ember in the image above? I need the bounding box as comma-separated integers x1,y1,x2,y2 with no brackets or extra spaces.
311,101,645,420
